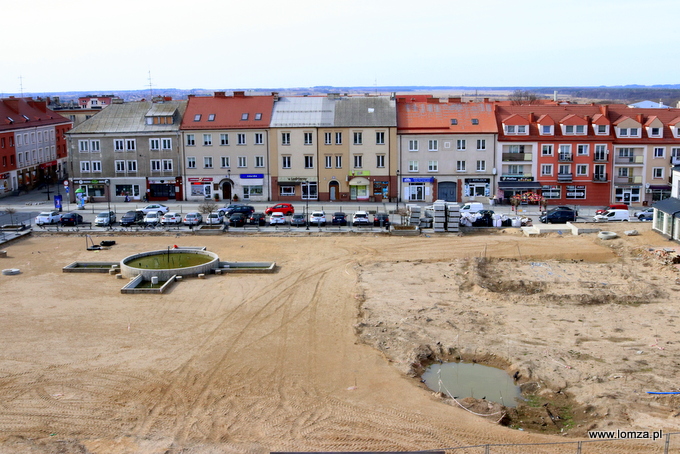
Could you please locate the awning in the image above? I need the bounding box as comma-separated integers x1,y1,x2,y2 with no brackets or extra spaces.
349,177,370,186
498,181,543,189
652,197,680,215
649,185,671,190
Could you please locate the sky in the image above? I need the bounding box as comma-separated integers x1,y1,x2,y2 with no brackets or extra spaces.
1,0,679,95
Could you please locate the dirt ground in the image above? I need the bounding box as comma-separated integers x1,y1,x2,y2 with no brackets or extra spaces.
0,224,679,453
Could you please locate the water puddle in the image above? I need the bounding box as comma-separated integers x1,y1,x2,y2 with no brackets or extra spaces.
421,362,523,408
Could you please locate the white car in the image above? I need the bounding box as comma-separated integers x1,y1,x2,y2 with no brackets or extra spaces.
141,203,169,214
352,211,371,226
183,212,202,226
35,211,61,225
143,211,161,225
160,212,182,225
309,211,326,226
205,212,224,225
269,212,286,226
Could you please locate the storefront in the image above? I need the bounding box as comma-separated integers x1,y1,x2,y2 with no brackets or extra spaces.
239,174,266,202
372,180,389,202
71,178,110,202
148,177,181,201
187,177,213,200
647,184,671,204
464,178,491,200
276,176,318,201
402,177,434,202
498,177,542,204
349,176,370,201
614,185,642,205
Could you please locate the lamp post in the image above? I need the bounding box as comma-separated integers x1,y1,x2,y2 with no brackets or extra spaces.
227,169,231,201
305,180,310,230
396,169,400,212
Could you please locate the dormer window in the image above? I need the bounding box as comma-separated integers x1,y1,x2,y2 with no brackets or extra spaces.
630,127,639,136
619,128,628,137
564,125,585,135
6,116,13,123
596,124,609,135
22,115,30,121
471,118,479,125
241,113,249,120
650,127,661,137
208,114,215,121
451,119,458,125
505,125,527,134
194,114,201,122
541,125,553,135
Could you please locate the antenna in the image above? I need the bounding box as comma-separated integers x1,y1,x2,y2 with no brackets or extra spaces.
19,75,24,97
148,71,154,99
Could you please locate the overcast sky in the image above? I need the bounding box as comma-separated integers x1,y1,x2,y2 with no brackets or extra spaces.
2,0,678,95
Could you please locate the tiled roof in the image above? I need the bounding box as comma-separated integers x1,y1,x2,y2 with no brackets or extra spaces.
397,98,497,133
536,114,555,125
68,100,186,134
0,97,71,132
501,113,530,126
181,93,274,130
559,114,588,125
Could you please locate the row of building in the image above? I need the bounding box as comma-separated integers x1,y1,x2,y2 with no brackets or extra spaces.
2,93,680,207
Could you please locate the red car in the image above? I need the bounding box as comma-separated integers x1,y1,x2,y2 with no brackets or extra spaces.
264,203,295,216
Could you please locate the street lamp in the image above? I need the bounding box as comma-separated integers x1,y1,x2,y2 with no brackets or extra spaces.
227,169,231,201
396,169,400,211
305,180,310,230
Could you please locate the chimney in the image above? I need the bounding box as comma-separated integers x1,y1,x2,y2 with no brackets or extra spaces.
427,97,440,104
448,97,462,103
637,114,644,124
528,112,535,123
4,98,20,113
112,98,124,104
233,91,245,97
272,92,279,101
599,105,609,116
483,98,489,103
214,92,226,98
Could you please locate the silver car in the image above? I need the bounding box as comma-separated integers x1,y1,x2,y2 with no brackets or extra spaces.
94,211,116,226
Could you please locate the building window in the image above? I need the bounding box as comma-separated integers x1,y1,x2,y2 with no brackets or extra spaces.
186,157,196,169
456,160,466,172
353,132,363,145
324,132,332,145
161,138,172,150
451,119,458,125
428,139,438,151
335,132,342,144
162,159,173,171
541,164,553,176
204,157,213,168
650,127,661,137
255,156,264,167
186,134,195,146
566,185,586,199
238,133,246,145
456,139,466,150
282,156,291,169
207,114,215,121
409,140,419,151
654,147,665,158
476,160,486,172
255,133,263,145
238,156,247,167
542,185,561,199
80,161,90,172
280,186,295,196
78,140,89,152
241,113,249,120
194,114,201,122
150,138,160,150
376,131,385,145
151,159,161,171
203,134,212,146
114,139,124,151
508,165,524,175
115,160,125,173
304,155,314,169
282,132,290,146
576,164,588,176
630,127,639,136
325,155,332,168
221,156,230,168
541,125,553,135
471,118,479,125
335,155,342,168
477,139,486,150
353,155,362,168
127,160,137,172
408,160,419,172
304,132,313,145
558,164,571,175
90,140,100,152
577,144,589,155
653,167,664,179
542,144,553,156
255,113,262,121
597,124,608,134
124,139,136,151
220,134,229,146
376,155,385,168
428,160,438,172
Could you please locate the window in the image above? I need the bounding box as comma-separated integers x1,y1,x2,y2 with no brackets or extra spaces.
115,160,125,172
456,160,466,172
125,139,136,151
162,138,172,150
476,139,486,150
576,164,588,176
409,140,419,151
335,155,342,168
204,156,213,168
577,144,589,155
221,156,230,168
471,118,479,125
630,127,639,136
255,113,262,121
304,132,313,145
238,156,247,167
335,132,342,144
162,159,173,171
541,125,553,135
541,164,553,176
280,186,295,196
456,139,466,150
376,131,385,145
541,144,553,156
508,165,524,175
255,156,264,167
193,114,201,122
304,155,314,169
653,167,664,179
324,132,332,145
203,134,212,146
408,160,419,172
282,156,291,169
78,140,89,152
281,132,290,146
428,160,438,172
654,147,665,158
508,145,525,153
187,157,196,169
558,164,571,175
506,124,527,134
353,132,363,145
506,125,515,134
325,156,332,168
619,128,628,137
220,134,229,146
566,185,586,199
237,133,246,145
186,134,195,146
241,113,249,120
476,160,486,172
254,133,263,145
89,160,100,172
542,185,561,199
428,139,438,151
208,114,215,121
618,167,629,177
353,155,363,168
451,119,458,125
151,159,161,171
150,138,160,150
127,160,137,172
376,155,385,168
90,140,100,152
597,124,608,134
80,161,90,172
650,127,661,137
672,148,680,158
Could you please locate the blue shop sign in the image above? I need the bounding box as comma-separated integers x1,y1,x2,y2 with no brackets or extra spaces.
241,174,264,179
403,177,434,183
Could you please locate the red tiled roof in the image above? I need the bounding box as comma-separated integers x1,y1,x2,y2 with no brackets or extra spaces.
536,114,555,125
0,97,70,132
181,93,275,130
501,113,530,126
559,114,588,125
396,97,497,133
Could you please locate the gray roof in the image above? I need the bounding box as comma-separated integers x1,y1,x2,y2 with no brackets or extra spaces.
334,96,397,127
652,197,680,214
68,100,187,134
270,97,335,127
270,95,397,128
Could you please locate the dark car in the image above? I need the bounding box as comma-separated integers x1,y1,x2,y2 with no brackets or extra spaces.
331,212,347,226
60,212,83,226
219,203,244,216
229,213,247,227
290,213,307,227
226,205,255,217
539,207,576,224
248,212,267,226
373,213,391,227
120,210,145,226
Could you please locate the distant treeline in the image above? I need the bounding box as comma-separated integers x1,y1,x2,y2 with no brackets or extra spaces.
532,87,680,106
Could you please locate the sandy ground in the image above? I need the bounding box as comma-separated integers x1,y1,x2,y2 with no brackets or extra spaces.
0,224,679,453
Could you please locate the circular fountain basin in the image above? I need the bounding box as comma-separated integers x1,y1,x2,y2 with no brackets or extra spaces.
121,249,219,279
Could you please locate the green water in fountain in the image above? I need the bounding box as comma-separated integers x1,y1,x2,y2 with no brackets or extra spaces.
131,252,212,270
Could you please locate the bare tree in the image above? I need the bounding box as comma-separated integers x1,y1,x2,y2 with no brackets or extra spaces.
4,207,17,226
198,200,218,215
509,90,539,105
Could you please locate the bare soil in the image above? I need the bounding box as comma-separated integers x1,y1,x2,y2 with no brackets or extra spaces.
0,224,679,453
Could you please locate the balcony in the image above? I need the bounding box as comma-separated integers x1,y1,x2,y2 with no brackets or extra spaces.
614,155,644,165
558,153,573,162
557,173,573,182
502,152,533,162
593,173,609,183
614,175,643,184
594,152,609,162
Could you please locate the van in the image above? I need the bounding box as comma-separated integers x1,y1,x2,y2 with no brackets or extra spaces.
593,209,630,222
460,202,484,214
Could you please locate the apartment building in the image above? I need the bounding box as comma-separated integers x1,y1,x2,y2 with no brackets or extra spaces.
180,92,275,202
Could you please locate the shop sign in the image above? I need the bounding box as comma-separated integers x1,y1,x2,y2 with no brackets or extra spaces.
403,177,434,183
278,176,317,182
187,177,213,182
241,174,264,179
349,170,370,176
500,176,534,182
76,179,109,185
466,178,490,183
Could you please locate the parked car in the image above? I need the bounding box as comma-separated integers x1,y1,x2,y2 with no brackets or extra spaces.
60,212,83,226
331,212,347,226
634,207,654,221
220,203,244,216
94,211,116,227
205,212,224,225
248,212,267,226
141,203,169,214
373,213,391,227
226,205,255,217
229,213,247,227
290,213,307,227
460,202,484,214
352,211,371,226
143,211,161,225
269,212,287,226
593,209,630,222
539,207,576,224
595,204,628,215
120,210,145,226
35,211,61,225
265,203,295,216
183,212,203,226
309,211,326,226
160,212,182,225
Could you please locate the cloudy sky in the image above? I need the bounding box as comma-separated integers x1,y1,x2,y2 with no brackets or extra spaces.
2,0,678,95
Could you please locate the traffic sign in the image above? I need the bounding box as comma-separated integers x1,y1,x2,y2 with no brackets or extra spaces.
64,180,69,186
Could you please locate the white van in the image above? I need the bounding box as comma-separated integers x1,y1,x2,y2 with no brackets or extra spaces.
460,202,484,214
593,209,630,222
